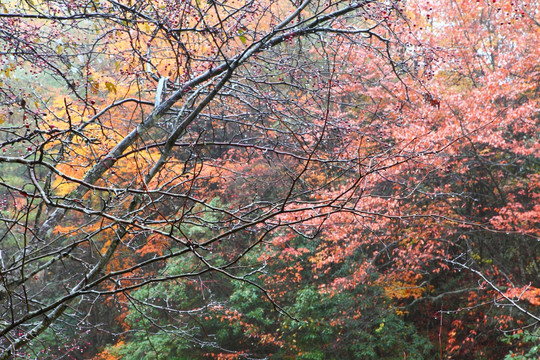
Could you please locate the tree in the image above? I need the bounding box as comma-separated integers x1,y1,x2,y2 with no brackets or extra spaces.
0,0,420,357
2,0,539,358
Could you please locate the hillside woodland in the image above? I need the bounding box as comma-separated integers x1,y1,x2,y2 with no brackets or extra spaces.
0,0,539,359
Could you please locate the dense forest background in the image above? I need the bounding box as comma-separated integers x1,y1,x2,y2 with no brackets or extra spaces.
0,0,539,358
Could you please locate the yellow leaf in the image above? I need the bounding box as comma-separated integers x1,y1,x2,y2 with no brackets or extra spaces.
56,45,63,54
90,81,99,94
0,114,4,124
238,29,247,45
105,81,117,94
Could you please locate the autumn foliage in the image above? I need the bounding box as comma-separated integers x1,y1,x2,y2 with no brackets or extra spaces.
0,0,539,359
